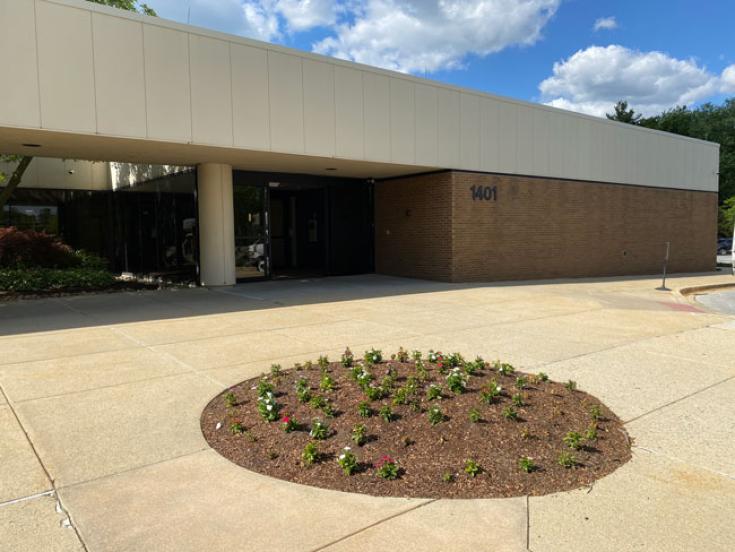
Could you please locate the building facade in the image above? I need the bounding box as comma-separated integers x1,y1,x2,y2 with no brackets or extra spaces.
0,0,719,284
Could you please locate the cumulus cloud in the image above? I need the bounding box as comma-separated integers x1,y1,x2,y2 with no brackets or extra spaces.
313,0,560,73
539,45,731,117
593,16,617,31
722,64,735,93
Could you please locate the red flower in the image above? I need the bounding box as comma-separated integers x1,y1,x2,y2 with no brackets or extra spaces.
281,415,290,423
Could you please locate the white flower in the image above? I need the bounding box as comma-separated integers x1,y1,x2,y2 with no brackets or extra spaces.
215,422,222,430
343,446,351,451
266,404,273,411
338,454,346,460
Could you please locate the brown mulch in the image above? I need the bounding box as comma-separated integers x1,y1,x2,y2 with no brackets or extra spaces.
201,352,631,499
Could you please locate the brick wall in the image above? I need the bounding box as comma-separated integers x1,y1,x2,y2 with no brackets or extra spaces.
375,171,717,282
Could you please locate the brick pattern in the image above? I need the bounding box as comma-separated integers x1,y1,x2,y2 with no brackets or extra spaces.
375,171,717,283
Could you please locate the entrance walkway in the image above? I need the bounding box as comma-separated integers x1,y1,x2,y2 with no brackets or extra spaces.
1,273,734,551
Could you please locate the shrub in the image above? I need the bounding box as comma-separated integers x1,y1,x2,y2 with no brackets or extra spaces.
481,380,502,404
320,374,335,392
341,347,354,367
0,267,116,292
0,227,80,269
257,393,279,421
464,356,484,375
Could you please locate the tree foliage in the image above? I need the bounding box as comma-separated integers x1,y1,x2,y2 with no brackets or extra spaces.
606,101,642,124
86,0,156,16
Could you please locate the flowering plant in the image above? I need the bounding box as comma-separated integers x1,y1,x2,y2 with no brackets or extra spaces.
481,380,502,404
230,421,245,434
395,347,410,362
357,401,372,418
427,350,445,373
427,405,444,426
364,348,383,364
302,442,319,465
256,377,274,397
257,392,279,421
337,447,358,475
375,455,399,480
495,361,515,376
446,352,464,368
281,414,298,433
464,458,481,478
320,374,335,392
378,405,394,422
309,419,329,440
351,423,367,446
295,378,311,403
463,356,484,375
446,367,467,394
426,384,442,401
518,456,536,473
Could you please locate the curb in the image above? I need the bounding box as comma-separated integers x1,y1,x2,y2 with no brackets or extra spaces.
676,282,735,298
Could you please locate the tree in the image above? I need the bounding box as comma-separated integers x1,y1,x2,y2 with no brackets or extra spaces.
606,100,642,124
0,0,156,213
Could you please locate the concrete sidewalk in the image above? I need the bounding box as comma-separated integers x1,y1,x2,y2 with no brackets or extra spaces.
1,272,734,551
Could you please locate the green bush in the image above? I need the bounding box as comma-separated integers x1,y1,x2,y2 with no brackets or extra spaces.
0,267,116,292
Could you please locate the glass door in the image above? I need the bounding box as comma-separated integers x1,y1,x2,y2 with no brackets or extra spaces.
233,183,270,281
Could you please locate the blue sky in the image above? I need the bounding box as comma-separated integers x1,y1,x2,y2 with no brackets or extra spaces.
144,0,735,117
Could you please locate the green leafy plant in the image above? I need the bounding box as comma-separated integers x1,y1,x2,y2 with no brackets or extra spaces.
378,405,394,422
565,380,578,392
518,456,536,473
464,356,484,375
446,352,464,368
502,406,518,420
512,393,524,407
302,442,319,465
480,380,503,404
230,421,245,435
352,423,367,446
309,419,329,440
358,401,372,418
256,378,274,397
395,347,410,362
341,347,354,368
320,374,335,392
536,372,549,382
495,361,515,376
375,455,399,480
317,355,329,371
445,367,467,394
468,407,481,423
257,392,279,421
464,458,481,478
563,431,583,450
365,385,385,401
442,471,454,483
337,447,358,475
585,423,598,442
364,348,383,364
515,376,527,390
589,404,602,421
558,451,577,469
415,360,428,381
270,363,282,377
295,378,311,403
426,384,442,401
280,414,299,433
412,350,423,362
224,392,237,408
427,405,445,426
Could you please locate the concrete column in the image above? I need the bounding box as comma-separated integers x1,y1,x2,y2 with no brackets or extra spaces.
197,163,236,286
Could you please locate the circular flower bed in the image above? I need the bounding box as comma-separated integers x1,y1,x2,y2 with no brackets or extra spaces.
201,348,631,498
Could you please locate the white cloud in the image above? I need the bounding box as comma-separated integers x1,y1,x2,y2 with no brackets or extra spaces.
593,16,617,31
275,0,340,31
539,45,729,117
313,0,560,73
722,64,735,93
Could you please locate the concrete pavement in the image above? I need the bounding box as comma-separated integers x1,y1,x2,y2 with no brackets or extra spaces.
1,272,734,551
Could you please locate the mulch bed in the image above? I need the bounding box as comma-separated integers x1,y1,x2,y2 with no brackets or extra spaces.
201,350,631,499
0,281,174,302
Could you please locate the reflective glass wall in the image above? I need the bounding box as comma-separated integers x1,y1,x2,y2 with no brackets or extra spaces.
0,158,198,281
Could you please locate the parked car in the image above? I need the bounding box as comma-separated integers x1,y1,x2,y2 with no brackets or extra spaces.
718,237,733,255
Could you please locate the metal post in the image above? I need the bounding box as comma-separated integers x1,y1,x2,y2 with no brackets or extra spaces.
656,241,670,291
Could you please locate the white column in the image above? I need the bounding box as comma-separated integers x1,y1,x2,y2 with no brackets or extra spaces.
197,163,236,286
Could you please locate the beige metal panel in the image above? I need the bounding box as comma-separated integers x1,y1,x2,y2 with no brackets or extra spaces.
576,118,593,181
92,13,146,138
531,108,550,177
302,59,336,158
460,93,481,170
189,34,233,147
231,43,269,150
389,78,415,165
36,0,96,133
561,115,580,180
497,101,517,174
516,105,534,175
0,0,40,128
143,25,191,142
480,97,499,172
547,110,564,179
436,88,460,168
363,72,391,162
334,66,364,159
12,158,110,191
414,83,437,166
268,51,304,154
